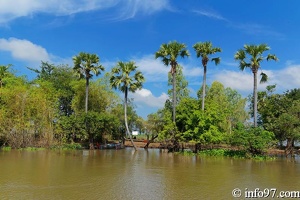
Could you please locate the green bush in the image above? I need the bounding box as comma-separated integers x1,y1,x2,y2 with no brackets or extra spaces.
1,146,11,151
230,123,276,155
198,149,247,158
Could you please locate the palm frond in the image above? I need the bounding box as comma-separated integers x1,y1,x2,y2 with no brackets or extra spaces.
260,72,268,84
267,54,278,61
193,41,221,67
110,61,145,94
211,57,221,65
72,52,104,80
234,49,246,61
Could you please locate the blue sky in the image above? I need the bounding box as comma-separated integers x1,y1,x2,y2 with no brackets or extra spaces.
1,0,300,118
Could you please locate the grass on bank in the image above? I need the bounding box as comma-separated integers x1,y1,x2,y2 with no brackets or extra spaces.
1,146,11,151
1,143,83,151
179,148,275,160
50,143,83,150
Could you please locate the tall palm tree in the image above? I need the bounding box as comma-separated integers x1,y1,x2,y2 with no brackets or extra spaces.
73,52,105,113
0,65,11,88
110,61,145,151
155,41,189,123
193,42,221,111
234,44,278,127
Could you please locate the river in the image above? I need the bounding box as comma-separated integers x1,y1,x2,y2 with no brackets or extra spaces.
1,148,300,199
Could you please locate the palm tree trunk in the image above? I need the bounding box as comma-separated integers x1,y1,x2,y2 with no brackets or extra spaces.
172,67,179,151
202,65,207,111
172,71,176,123
85,77,94,149
124,88,137,151
253,71,257,127
85,77,89,114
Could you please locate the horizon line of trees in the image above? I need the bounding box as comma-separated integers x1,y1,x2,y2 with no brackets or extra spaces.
0,41,299,156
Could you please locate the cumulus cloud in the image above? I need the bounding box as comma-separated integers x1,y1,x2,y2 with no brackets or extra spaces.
212,65,300,95
214,70,256,93
0,37,51,63
130,88,168,108
134,55,169,82
266,65,300,91
0,0,171,24
134,54,202,83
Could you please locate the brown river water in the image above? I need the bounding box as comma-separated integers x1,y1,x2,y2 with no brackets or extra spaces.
1,148,300,200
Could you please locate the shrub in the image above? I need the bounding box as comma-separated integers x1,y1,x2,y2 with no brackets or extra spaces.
230,123,275,155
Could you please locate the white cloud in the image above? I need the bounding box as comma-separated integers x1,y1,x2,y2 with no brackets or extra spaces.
0,0,116,23
130,88,168,108
183,66,202,77
134,54,169,82
113,0,171,20
0,0,171,24
134,54,203,83
0,37,71,68
212,64,300,95
214,70,255,92
0,37,51,63
193,9,227,21
266,65,300,91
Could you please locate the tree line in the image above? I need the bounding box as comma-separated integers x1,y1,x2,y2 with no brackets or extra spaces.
0,58,144,150
0,41,299,157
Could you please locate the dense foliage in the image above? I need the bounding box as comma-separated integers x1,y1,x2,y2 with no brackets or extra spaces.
0,62,139,149
1,42,299,158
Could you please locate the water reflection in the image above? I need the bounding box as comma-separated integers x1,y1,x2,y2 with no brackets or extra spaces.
1,149,300,199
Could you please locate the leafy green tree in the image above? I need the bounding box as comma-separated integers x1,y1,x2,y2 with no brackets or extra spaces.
155,41,189,123
27,61,55,81
71,79,120,114
275,101,300,156
176,82,248,151
258,86,300,156
144,110,165,148
167,64,190,104
234,44,278,127
55,114,86,144
84,112,121,145
0,75,57,148
111,100,139,143
224,87,248,133
110,61,145,151
0,64,12,88
29,62,76,116
73,52,105,113
176,97,199,138
205,82,248,134
193,42,221,111
230,123,275,155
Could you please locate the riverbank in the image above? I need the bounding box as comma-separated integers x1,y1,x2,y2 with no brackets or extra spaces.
124,140,296,157
124,140,161,148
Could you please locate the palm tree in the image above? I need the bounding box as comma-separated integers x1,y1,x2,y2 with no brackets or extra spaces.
155,41,189,123
73,52,104,149
193,42,221,111
0,65,11,88
110,61,145,151
234,44,278,127
73,52,105,113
